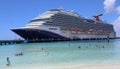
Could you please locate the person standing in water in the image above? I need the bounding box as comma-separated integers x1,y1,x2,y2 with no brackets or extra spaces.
107,35,110,43
6,57,10,66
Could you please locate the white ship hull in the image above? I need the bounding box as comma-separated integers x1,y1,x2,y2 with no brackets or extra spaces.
11,9,116,41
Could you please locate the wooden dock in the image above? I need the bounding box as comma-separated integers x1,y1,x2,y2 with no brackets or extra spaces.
0,40,24,45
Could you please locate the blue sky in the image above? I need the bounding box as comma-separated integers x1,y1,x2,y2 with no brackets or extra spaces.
0,0,120,40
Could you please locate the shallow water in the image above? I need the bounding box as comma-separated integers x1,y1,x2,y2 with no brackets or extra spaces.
0,39,120,68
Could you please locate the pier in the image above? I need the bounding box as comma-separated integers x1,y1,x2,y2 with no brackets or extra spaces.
0,40,24,45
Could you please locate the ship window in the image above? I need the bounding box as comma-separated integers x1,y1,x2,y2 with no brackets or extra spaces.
49,28,57,30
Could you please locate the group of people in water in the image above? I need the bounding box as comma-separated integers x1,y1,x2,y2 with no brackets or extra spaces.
5,44,106,66
15,52,23,56
6,54,27,66
77,44,105,49
6,52,23,66
5,48,44,66
40,48,50,56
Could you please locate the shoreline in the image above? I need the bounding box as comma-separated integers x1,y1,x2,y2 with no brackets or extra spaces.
5,63,120,69
53,63,120,69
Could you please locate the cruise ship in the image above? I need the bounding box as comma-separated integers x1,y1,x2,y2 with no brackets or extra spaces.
11,9,116,42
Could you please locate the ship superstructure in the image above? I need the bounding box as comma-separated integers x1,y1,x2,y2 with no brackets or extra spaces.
11,9,116,41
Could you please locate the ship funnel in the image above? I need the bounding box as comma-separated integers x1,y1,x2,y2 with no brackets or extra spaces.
93,14,103,22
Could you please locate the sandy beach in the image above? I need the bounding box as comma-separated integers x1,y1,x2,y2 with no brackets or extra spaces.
52,63,120,69
6,63,120,69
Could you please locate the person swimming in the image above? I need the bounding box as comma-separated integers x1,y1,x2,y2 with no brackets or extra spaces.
98,45,105,48
102,46,104,48
45,52,49,56
41,48,44,50
89,44,91,46
78,46,81,48
15,52,23,56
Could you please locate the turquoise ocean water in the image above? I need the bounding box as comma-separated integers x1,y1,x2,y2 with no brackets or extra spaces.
0,39,120,68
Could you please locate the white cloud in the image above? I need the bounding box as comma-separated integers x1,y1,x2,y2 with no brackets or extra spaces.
113,16,120,25
112,16,120,36
103,0,120,36
116,6,120,14
104,0,116,13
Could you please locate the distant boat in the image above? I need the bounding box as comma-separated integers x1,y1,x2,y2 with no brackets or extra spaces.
11,9,116,42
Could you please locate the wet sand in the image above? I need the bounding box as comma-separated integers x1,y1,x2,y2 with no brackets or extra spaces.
53,63,120,69
8,63,120,69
